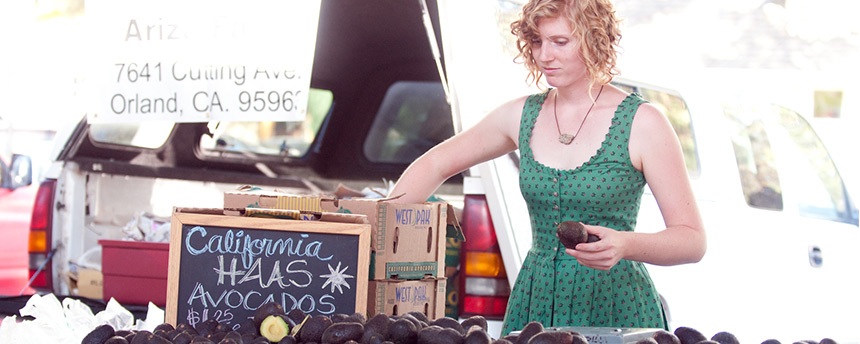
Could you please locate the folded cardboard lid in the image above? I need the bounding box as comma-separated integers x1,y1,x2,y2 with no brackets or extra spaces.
239,207,369,224
175,206,368,224
224,185,335,212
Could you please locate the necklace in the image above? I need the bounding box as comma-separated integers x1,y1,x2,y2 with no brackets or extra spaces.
554,85,604,145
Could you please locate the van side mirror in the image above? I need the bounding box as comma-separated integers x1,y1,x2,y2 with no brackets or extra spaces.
7,154,33,189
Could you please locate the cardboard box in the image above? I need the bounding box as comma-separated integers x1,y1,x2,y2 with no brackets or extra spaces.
224,187,465,280
99,240,170,307
368,278,446,319
224,186,331,213
67,268,104,299
322,198,463,280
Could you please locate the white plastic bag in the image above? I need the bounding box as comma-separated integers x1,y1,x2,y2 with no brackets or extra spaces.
0,294,165,344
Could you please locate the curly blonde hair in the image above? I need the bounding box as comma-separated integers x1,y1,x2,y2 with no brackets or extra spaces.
511,0,622,89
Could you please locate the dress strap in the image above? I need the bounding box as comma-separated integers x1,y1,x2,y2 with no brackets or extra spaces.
601,93,648,162
517,89,551,159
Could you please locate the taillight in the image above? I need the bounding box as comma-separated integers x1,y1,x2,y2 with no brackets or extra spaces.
28,179,56,291
458,195,510,319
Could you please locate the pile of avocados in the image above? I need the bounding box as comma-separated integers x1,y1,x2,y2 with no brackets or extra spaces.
80,302,493,344
81,304,840,344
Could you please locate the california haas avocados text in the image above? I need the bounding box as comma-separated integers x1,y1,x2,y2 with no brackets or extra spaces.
82,302,839,344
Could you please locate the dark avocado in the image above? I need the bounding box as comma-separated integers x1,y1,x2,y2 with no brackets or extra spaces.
460,316,488,333
321,322,365,344
431,317,465,335
556,221,588,249
514,321,543,344
387,318,418,344
711,332,740,344
463,326,491,344
652,330,681,344
365,313,393,338
673,327,707,344
82,324,116,344
298,315,333,343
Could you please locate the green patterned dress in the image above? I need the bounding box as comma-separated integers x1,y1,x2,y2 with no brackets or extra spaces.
500,90,667,336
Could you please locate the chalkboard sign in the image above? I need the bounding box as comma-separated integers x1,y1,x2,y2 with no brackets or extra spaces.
166,210,370,330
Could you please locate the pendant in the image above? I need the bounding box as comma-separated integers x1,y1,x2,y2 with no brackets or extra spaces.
559,134,574,145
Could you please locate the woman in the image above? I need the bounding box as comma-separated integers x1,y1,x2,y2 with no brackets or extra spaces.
388,0,706,335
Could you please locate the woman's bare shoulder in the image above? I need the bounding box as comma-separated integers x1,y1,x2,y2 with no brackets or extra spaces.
631,100,672,132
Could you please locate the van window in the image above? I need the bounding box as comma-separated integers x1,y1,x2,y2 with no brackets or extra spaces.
90,122,174,149
725,104,852,223
626,87,700,176
198,88,333,158
724,111,784,210
772,105,852,222
363,81,453,163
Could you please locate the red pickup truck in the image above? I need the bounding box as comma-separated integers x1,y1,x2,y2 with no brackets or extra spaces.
0,121,53,297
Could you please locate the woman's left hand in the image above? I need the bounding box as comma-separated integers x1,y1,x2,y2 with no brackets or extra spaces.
565,225,626,270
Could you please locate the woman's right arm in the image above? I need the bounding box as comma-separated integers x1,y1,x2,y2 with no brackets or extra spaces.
387,96,526,203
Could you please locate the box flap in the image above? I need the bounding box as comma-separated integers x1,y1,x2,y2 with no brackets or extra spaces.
445,204,464,241
326,198,465,241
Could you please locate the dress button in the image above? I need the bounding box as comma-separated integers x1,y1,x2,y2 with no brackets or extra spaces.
553,192,559,197
553,222,559,227
553,178,558,183
554,205,559,210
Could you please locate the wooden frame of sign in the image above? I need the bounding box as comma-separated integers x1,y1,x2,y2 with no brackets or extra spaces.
165,208,370,329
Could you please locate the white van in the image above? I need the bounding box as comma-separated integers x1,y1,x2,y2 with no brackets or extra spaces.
18,1,858,344
435,2,859,343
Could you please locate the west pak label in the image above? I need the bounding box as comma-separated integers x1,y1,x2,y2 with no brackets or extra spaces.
391,284,429,306
394,208,433,227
